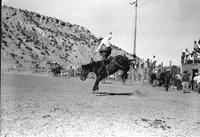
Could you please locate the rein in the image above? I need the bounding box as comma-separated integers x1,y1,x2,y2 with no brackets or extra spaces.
105,65,110,75
112,57,124,69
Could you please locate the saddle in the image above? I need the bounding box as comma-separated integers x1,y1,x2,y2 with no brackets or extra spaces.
100,56,113,67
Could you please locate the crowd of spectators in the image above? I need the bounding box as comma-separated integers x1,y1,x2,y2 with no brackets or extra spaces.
140,54,200,93
181,38,200,64
178,70,200,93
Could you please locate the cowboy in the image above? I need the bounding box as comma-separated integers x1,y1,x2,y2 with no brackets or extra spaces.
95,32,113,65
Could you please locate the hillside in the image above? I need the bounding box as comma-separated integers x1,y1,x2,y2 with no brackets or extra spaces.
1,5,133,69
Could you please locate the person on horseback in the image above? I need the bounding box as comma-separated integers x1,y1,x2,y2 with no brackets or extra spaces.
95,32,113,66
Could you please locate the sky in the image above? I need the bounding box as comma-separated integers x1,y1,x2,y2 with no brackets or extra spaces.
2,0,200,66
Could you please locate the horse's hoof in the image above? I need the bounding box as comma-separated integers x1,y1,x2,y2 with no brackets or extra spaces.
92,90,98,94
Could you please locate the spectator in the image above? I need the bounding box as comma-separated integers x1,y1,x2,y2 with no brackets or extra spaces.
152,55,157,68
183,48,190,55
193,52,199,63
189,72,195,91
187,54,194,64
185,48,191,58
182,49,186,60
164,69,171,92
181,51,185,64
197,52,200,63
193,72,200,93
197,38,200,53
193,41,198,52
182,48,190,63
175,73,182,91
182,70,190,93
140,59,145,68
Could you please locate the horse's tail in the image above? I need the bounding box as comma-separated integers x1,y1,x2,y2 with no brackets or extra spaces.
128,59,134,62
128,59,135,64
128,59,136,68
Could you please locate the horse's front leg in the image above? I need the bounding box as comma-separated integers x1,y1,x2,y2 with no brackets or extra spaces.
92,77,102,92
92,67,108,92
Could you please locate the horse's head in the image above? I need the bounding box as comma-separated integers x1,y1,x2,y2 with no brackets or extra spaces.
80,64,88,81
80,58,100,81
80,62,94,81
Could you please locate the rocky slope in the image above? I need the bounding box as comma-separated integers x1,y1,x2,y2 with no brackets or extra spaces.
1,5,133,69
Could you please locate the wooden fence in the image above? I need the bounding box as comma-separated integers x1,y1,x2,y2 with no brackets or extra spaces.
1,66,150,84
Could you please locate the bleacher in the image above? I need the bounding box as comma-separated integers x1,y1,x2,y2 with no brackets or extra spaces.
181,39,200,64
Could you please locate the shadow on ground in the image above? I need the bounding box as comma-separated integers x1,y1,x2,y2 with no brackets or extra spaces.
94,92,134,96
101,81,113,84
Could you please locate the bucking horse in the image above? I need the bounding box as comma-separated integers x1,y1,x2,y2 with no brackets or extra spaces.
80,55,135,92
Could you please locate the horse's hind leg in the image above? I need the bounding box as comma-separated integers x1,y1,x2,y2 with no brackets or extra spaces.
121,71,128,85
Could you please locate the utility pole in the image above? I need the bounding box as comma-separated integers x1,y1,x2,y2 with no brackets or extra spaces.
130,0,138,56
130,0,138,81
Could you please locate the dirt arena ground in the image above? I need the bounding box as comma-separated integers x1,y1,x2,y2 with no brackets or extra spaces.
1,72,200,137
